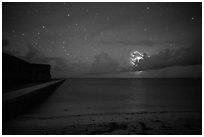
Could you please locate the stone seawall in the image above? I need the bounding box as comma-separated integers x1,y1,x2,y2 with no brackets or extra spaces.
3,80,65,120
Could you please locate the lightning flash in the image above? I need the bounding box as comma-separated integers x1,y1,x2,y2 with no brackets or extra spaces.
130,50,144,66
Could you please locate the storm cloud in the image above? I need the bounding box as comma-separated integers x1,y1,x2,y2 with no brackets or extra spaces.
133,39,202,71
90,51,122,73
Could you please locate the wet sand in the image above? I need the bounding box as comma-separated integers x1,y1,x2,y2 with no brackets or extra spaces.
3,110,201,135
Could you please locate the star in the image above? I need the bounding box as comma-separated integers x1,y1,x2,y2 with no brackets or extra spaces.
42,25,45,29
22,33,25,36
67,13,70,17
144,28,147,32
191,17,195,21
146,6,150,10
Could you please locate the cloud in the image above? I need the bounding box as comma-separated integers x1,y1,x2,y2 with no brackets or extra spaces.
3,40,128,77
45,57,88,78
133,39,202,71
90,51,129,74
90,51,120,73
2,38,22,56
21,43,44,60
3,42,88,78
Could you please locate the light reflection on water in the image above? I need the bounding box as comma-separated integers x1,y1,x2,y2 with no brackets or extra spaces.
26,78,201,117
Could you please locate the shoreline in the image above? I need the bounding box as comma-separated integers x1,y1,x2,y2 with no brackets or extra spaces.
16,110,201,120
3,110,201,135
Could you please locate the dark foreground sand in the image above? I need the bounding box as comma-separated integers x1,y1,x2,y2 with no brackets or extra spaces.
3,110,201,135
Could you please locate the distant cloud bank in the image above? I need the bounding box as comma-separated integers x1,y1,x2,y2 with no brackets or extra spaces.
133,39,202,71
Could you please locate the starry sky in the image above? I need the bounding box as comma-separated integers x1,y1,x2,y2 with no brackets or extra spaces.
2,2,202,78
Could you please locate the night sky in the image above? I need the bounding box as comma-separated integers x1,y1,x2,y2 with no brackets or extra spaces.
2,2,202,78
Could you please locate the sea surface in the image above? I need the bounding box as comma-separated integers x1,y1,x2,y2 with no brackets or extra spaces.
26,78,202,117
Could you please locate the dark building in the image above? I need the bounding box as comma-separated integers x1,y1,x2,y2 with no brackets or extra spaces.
3,53,51,90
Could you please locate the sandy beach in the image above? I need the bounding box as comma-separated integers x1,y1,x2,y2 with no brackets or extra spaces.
3,79,202,135
3,110,201,135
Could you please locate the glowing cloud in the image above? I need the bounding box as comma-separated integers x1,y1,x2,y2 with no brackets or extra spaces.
130,50,144,66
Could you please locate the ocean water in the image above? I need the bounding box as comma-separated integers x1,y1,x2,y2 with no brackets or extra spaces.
26,78,202,117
